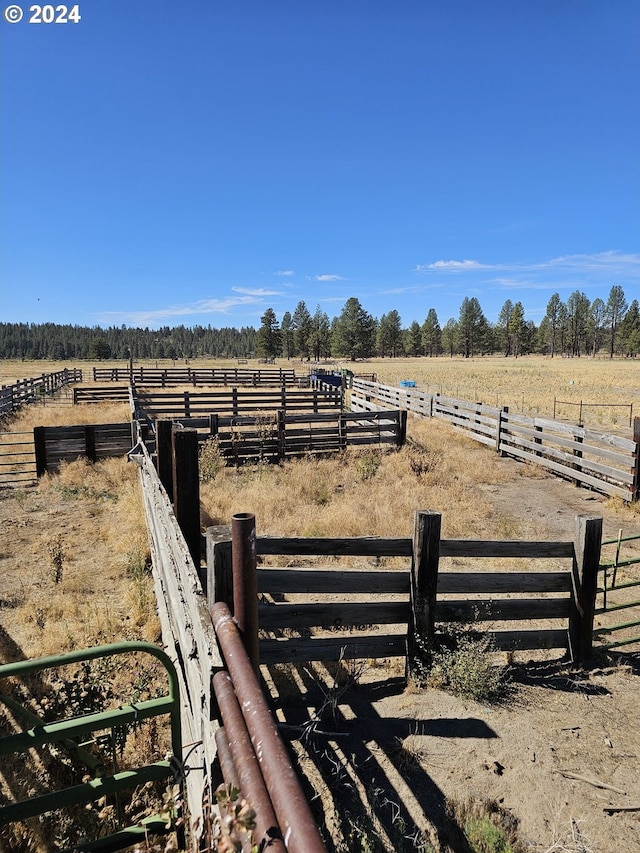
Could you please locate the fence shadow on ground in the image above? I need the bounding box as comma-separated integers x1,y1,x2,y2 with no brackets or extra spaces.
263,660,498,853
506,658,611,695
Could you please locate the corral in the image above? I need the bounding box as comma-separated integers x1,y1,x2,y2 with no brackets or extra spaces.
0,358,639,852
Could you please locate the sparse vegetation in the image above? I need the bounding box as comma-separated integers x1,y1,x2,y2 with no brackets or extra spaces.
411,628,507,702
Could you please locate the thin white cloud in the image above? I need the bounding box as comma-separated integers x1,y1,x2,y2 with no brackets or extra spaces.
232,287,283,296
97,295,262,326
415,260,495,272
315,274,345,281
414,251,640,277
275,270,295,276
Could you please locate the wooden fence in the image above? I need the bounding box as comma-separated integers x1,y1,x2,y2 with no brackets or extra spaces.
73,385,131,404
33,423,133,474
93,365,299,385
132,386,342,420
131,424,327,850
0,369,82,415
157,409,406,465
351,378,640,502
207,511,602,667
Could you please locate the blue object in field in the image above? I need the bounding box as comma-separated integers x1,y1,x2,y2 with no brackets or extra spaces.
399,380,416,388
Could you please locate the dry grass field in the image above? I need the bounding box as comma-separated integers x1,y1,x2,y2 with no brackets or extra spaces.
348,355,639,431
2,354,638,431
1,358,639,852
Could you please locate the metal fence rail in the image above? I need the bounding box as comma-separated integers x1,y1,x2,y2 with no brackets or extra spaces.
0,431,37,487
594,532,640,649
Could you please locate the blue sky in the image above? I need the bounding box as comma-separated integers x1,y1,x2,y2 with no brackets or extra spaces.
1,1,638,331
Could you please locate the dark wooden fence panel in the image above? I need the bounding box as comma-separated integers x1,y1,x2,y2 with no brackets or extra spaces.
156,410,405,462
34,423,133,474
134,387,342,419
94,366,299,385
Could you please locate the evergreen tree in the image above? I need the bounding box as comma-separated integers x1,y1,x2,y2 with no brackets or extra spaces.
442,318,458,357
255,309,282,360
587,298,606,357
292,301,312,360
406,321,423,356
497,299,514,356
421,309,441,357
377,310,403,357
508,302,525,358
281,312,294,359
309,306,331,361
566,291,590,357
458,297,486,358
331,297,376,361
619,299,640,357
544,293,564,357
605,286,628,357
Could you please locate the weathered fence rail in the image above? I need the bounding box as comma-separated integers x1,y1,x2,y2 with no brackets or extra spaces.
94,366,299,385
133,386,342,420
351,379,640,502
131,426,328,850
0,369,82,416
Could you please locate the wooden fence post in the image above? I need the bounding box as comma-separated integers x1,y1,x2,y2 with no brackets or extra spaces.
632,417,640,502
34,426,47,477
83,426,97,463
496,406,508,455
277,410,286,461
156,419,174,501
232,512,259,674
569,514,602,663
409,510,441,678
573,433,584,487
172,427,201,569
205,524,232,609
398,410,408,447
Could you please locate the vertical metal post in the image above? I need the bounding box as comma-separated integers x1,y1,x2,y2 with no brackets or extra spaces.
232,512,259,673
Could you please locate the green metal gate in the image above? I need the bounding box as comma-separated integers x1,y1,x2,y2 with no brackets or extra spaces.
0,641,182,851
593,532,640,650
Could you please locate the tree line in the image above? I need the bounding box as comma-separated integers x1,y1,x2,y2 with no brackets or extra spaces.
256,286,639,361
0,286,637,362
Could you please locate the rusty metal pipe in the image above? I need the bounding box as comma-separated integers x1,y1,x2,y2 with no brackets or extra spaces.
213,671,286,853
212,602,327,853
232,512,259,674
214,726,240,790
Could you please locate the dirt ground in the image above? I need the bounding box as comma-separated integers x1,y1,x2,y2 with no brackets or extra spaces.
260,467,640,853
1,455,639,851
